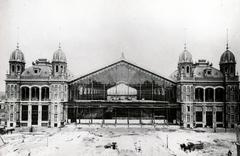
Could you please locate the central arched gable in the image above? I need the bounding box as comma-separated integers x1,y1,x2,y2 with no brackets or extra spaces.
69,60,176,102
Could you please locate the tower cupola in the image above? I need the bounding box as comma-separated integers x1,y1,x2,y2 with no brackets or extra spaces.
9,43,25,75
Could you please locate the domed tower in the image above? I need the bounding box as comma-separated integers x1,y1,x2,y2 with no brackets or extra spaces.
9,43,25,75
178,44,193,79
219,45,236,77
52,44,67,77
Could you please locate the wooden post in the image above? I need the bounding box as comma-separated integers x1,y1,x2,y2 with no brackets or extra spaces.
140,109,142,127
102,108,104,127
153,108,155,127
139,84,141,100
152,81,154,100
115,108,117,127
166,135,168,149
103,84,105,100
151,108,154,126
236,125,240,156
91,80,93,100
127,108,129,128
167,105,169,126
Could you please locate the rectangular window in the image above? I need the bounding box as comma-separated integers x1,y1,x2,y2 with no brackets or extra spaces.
21,105,28,121
54,105,58,113
10,105,13,113
196,111,203,122
10,113,13,121
231,106,234,113
42,105,48,121
54,114,58,122
187,106,190,112
231,115,234,122
216,112,223,122
187,114,190,122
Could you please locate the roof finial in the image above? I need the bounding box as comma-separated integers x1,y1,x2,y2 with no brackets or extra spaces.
120,48,125,60
58,42,61,49
16,26,20,49
16,42,19,49
226,28,229,50
58,26,62,49
184,28,187,50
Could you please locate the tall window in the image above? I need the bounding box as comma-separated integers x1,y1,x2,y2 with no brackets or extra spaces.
195,88,204,102
41,87,49,101
54,114,58,122
56,65,59,72
196,111,203,122
31,87,39,101
186,66,190,73
11,65,15,72
205,88,214,102
215,88,224,102
21,105,28,121
17,65,20,72
42,105,48,121
21,87,29,101
216,112,223,122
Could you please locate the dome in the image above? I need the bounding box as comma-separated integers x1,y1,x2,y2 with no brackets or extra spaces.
220,49,236,64
178,49,193,63
9,47,25,63
52,46,67,63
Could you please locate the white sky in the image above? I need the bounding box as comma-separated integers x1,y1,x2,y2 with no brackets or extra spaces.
0,0,240,91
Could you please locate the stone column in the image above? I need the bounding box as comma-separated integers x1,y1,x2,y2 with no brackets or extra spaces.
58,103,61,127
29,87,31,101
64,105,68,123
38,104,42,126
203,88,206,102
213,88,216,102
19,104,22,123
28,104,32,127
51,104,54,127
236,125,240,156
203,105,206,127
190,104,194,128
39,87,42,101
213,105,216,131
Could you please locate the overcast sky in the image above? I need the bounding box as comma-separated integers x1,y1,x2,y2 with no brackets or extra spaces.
0,0,240,91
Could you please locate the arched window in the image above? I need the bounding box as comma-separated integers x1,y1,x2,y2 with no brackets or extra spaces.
17,65,20,72
31,87,39,101
231,66,234,73
56,65,59,72
41,87,49,101
21,87,30,101
215,88,224,102
60,65,63,72
195,88,204,102
225,66,228,73
205,88,214,102
186,66,190,73
11,65,15,72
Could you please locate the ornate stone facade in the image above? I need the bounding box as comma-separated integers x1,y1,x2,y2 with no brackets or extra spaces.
5,44,70,127
4,43,240,128
170,44,240,128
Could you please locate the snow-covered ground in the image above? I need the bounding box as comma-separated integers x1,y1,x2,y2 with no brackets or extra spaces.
0,124,237,156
